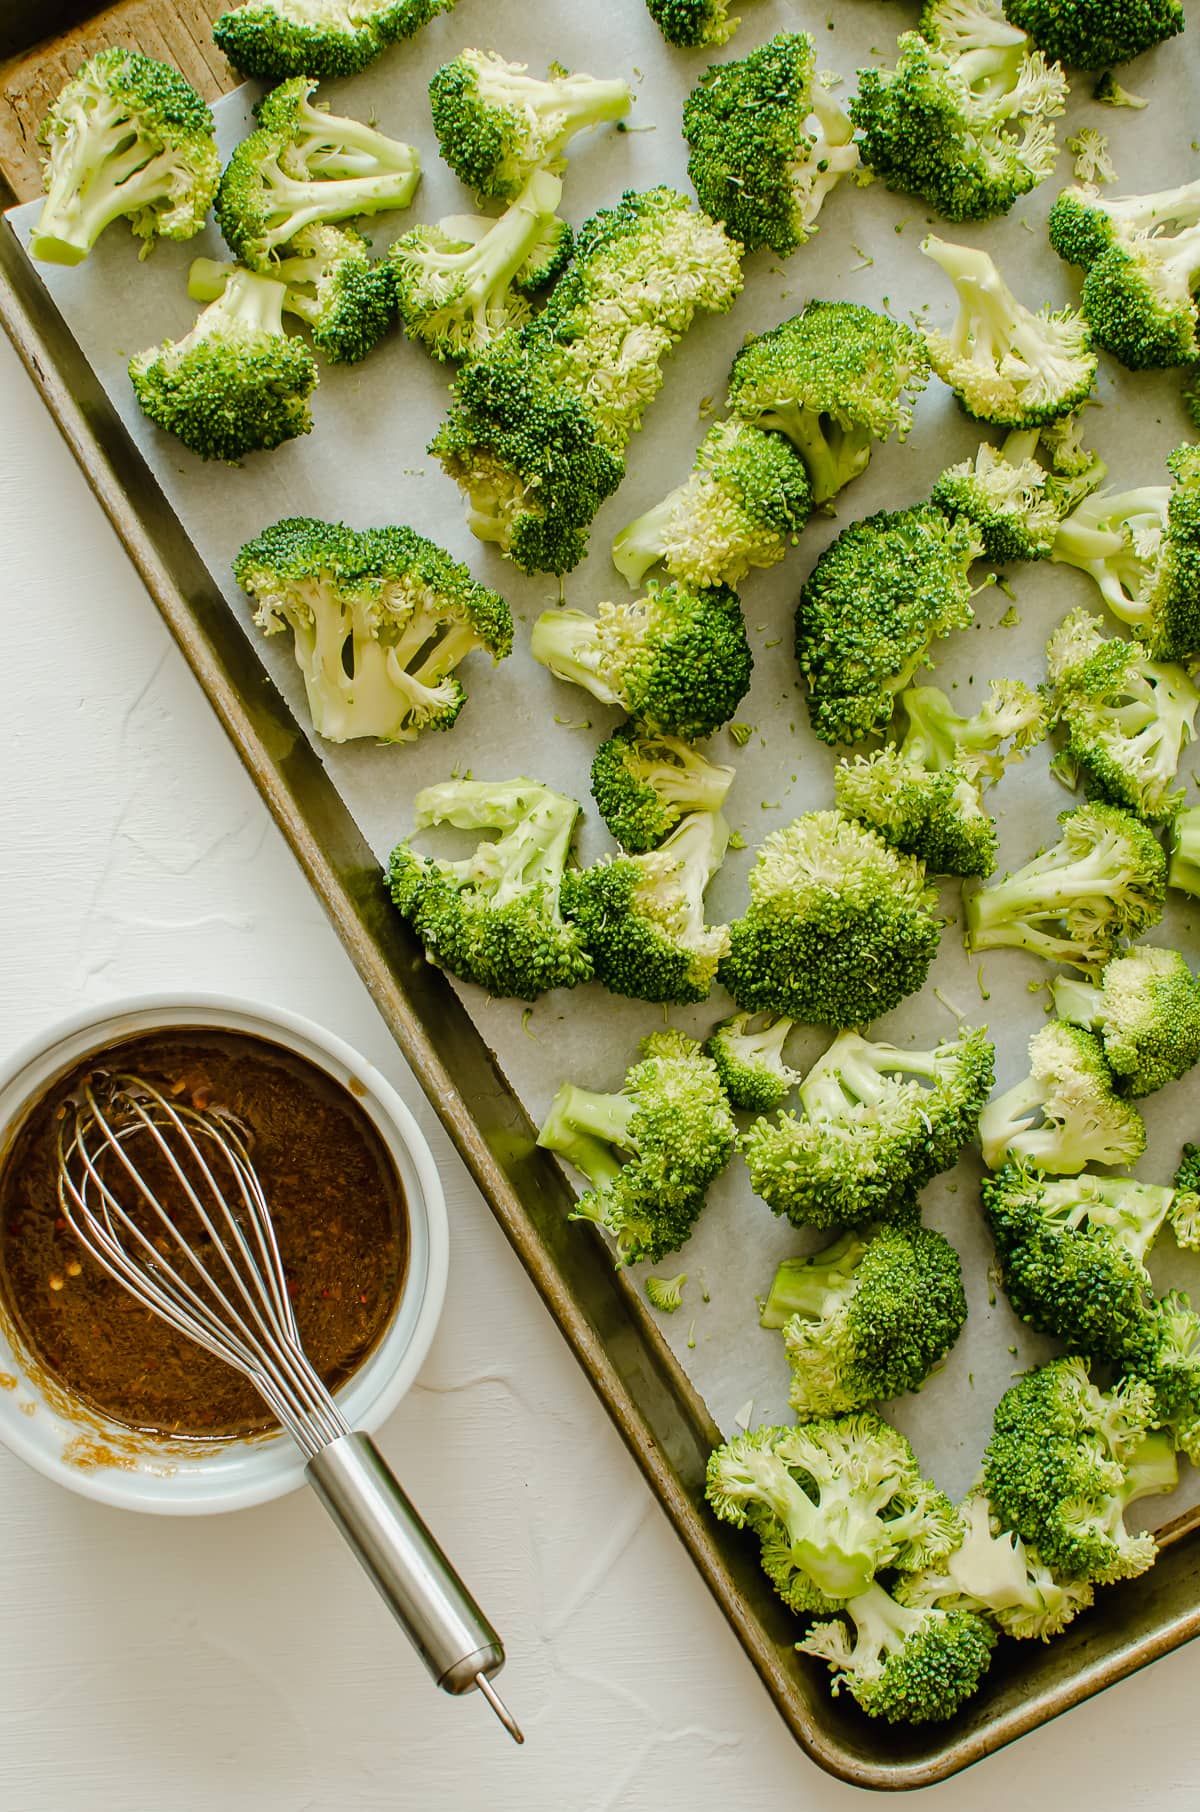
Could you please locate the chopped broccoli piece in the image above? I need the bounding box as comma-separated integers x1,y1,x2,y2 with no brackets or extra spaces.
800,1579,995,1724
213,0,451,80
388,777,590,1000
760,1225,968,1419
965,800,1166,970
706,1415,960,1609
29,49,219,267
921,235,1097,428
428,50,632,202
983,1358,1177,1582
537,1030,736,1263
720,811,943,1028
1049,179,1200,368
1052,947,1200,1095
682,32,858,256
188,221,396,365
743,1026,994,1229
612,418,812,591
902,678,1050,785
1067,127,1116,187
796,505,981,747
531,583,752,739
979,1021,1146,1173
129,267,317,461
215,78,420,272
561,811,730,1005
932,424,1105,561
1003,0,1184,70
1124,1290,1200,1464
703,1011,800,1113
1169,802,1200,897
590,721,735,853
646,0,745,49
1046,608,1200,821
646,1272,687,1312
1094,71,1149,108
726,301,929,506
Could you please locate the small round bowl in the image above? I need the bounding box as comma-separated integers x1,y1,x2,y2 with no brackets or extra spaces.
0,995,448,1515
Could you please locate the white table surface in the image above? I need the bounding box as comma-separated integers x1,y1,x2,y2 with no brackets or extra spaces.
1,328,1198,1812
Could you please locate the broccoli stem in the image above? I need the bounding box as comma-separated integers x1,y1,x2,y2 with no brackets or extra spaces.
483,70,633,133
759,1232,866,1329
536,1082,634,1189
1169,804,1200,897
189,266,290,348
32,117,186,264
640,744,733,814
1091,181,1200,238
1050,974,1103,1027
1118,1431,1178,1511
612,494,681,586
530,609,623,705
965,834,1133,952
251,162,417,255
1050,490,1170,623
288,96,418,180
757,405,872,505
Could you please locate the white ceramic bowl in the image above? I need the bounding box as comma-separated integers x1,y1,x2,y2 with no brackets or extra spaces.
0,995,448,1515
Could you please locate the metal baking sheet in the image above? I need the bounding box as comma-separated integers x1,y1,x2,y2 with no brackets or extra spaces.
4,0,1200,1785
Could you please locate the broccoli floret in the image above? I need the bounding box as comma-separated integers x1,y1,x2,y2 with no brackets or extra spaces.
760,1225,968,1419
1174,1144,1200,1245
682,32,858,257
234,516,511,742
215,78,420,272
1094,71,1149,109
561,812,730,1005
531,583,752,740
1124,1290,1200,1463
931,426,1104,562
1003,0,1184,70
1169,802,1200,897
428,50,632,202
743,1027,994,1230
720,811,943,1028
537,1030,736,1264
796,506,982,746
921,235,1096,428
129,267,317,461
388,777,590,1000
646,1272,687,1312
612,419,812,591
707,1415,960,1609
1049,446,1200,660
849,4,1067,224
703,1012,800,1113
1046,608,1200,822
1048,179,1200,271
431,188,743,574
590,722,735,853
800,1580,995,1724
1049,179,1200,368
646,0,745,49
188,222,396,365
1052,947,1200,1096
388,168,568,363
726,301,930,506
983,1358,1177,1582
964,800,1166,969
979,1022,1147,1173
896,1489,1096,1640
213,0,451,80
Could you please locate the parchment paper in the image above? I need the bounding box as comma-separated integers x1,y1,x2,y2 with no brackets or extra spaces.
8,0,1200,1520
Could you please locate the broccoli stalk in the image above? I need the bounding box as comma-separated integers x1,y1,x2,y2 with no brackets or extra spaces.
703,1011,801,1113
1170,804,1200,897
979,1022,1146,1173
590,722,735,853
213,0,452,81
896,1490,1096,1641
1051,947,1200,1096
799,1579,996,1724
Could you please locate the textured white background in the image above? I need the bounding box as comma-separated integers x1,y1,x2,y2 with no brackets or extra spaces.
3,328,1200,1811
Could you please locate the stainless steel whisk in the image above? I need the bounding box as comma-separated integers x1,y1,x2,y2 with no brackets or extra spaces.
56,1071,522,1744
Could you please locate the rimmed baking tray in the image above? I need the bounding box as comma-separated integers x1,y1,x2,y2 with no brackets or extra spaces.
4,0,1200,1786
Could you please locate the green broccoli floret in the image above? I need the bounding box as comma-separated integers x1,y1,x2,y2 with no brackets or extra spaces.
682,31,858,256
215,78,420,272
706,1414,960,1609
931,424,1105,562
646,0,746,49
1049,179,1200,368
611,419,812,591
531,583,752,740
896,1489,1096,1641
213,0,452,80
1048,179,1200,271
29,49,219,267
590,722,735,854
1123,1290,1200,1463
983,1358,1177,1582
743,1027,994,1229
796,506,982,747
800,1580,996,1724
1174,1144,1200,1244
388,777,590,1000
1049,446,1200,660
1094,71,1149,109
1046,608,1200,822
431,188,743,574
646,1272,687,1312
720,811,943,1028
428,50,632,202
702,1011,800,1113
760,1225,968,1419
233,516,511,740
1169,802,1200,897
128,267,317,461
726,301,930,506
983,1159,1170,1360
849,3,1067,224
561,811,730,1005
537,1030,737,1264
979,1021,1147,1173
388,168,569,363
188,222,396,365
1003,0,1184,70
964,800,1167,969
921,235,1096,428
1053,946,1200,1097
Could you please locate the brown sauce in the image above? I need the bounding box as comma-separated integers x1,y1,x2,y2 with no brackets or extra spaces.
0,1029,407,1441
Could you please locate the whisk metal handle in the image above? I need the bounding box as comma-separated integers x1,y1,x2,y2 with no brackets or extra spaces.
306,1432,519,1737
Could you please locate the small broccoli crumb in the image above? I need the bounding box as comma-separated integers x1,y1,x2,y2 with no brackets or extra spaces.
977,966,990,1001
729,722,754,746
646,1272,687,1313
1000,604,1021,626
687,1318,697,1349
522,1008,537,1040
1067,128,1116,187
